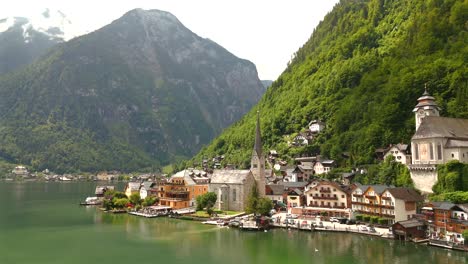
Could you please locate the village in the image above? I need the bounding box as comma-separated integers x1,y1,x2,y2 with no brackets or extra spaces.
76,90,468,252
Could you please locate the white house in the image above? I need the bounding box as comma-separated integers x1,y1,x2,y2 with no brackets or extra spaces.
314,160,335,175
384,144,411,165
380,187,423,223
308,120,326,133
304,181,349,209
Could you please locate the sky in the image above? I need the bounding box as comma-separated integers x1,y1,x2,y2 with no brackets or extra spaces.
0,0,339,80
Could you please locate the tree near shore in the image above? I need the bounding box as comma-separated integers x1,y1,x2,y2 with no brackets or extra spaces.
196,192,217,215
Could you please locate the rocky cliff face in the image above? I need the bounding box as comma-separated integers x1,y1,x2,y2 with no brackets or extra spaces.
0,9,264,173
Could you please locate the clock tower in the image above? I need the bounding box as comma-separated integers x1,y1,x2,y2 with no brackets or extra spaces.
413,86,439,131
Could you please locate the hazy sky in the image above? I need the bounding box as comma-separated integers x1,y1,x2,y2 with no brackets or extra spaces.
1,0,339,80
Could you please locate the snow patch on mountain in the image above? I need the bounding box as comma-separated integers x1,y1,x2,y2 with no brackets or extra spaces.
0,8,81,41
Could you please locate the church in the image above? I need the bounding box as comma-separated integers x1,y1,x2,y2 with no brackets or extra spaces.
209,113,266,211
409,89,468,193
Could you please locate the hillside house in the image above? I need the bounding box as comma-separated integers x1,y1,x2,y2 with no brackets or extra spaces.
308,120,325,133
384,143,411,165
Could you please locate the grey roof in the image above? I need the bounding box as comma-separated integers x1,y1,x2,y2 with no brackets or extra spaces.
267,184,285,195
445,139,468,148
395,219,425,228
127,182,141,191
210,170,251,184
413,116,468,140
281,181,308,189
142,181,155,190
431,201,455,210
386,188,423,202
320,160,335,166
95,186,114,195
171,169,198,185
288,188,303,195
452,204,468,213
369,185,392,195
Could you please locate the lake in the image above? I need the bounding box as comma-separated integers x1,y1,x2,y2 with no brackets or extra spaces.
0,182,466,264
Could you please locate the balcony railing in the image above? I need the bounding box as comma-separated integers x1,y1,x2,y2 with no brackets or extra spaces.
381,204,394,209
381,196,392,200
353,193,363,197
365,195,376,199
159,197,186,202
313,196,337,200
319,189,331,193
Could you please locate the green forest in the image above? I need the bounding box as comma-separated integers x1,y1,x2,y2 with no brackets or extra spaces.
191,0,467,170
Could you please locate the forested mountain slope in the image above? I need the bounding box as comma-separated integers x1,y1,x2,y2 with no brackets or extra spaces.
192,0,467,168
0,9,264,173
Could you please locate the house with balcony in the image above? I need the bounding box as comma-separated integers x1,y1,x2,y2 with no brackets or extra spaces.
380,187,423,223
351,185,423,224
422,202,468,243
159,169,209,209
295,180,353,219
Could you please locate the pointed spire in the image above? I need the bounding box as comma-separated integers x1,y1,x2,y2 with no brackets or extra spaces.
423,83,429,96
254,111,262,157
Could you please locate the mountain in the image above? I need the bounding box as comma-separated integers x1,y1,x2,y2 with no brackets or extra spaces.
0,9,79,75
261,80,273,89
0,9,264,173
191,0,467,168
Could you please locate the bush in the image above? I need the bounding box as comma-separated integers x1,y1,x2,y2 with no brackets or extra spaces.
363,215,371,222
370,216,379,224
356,215,363,221
378,218,389,225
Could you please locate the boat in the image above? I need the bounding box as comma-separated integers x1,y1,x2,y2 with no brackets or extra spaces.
128,206,172,218
80,197,102,206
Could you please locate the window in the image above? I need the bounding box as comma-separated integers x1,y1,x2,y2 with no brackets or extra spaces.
253,164,258,168
232,189,236,202
452,153,455,158
437,144,442,160
414,143,419,160
430,143,434,160
341,195,345,198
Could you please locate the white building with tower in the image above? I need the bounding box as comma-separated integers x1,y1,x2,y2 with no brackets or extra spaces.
409,89,468,193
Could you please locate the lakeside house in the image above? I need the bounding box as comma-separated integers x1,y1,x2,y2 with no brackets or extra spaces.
125,182,141,197
351,185,423,224
158,169,209,209
139,182,156,199
95,186,114,197
392,219,427,241
422,202,468,243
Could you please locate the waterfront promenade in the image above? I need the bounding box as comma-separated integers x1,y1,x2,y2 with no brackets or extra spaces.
271,213,392,237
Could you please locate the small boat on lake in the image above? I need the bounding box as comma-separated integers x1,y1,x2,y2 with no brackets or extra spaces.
80,197,102,206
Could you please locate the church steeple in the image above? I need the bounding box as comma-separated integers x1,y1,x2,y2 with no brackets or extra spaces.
251,111,265,197
413,84,440,131
254,111,262,157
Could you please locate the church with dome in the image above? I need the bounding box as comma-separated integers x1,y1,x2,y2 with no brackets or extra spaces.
409,89,468,193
